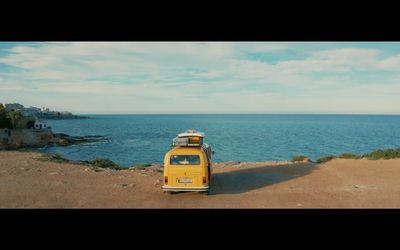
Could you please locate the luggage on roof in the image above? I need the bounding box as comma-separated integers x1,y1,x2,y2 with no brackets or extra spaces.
177,129,205,138
172,129,204,147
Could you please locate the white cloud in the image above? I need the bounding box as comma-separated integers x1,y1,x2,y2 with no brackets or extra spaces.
276,48,382,73
1,42,400,113
236,42,288,53
0,42,238,84
377,54,400,70
312,48,381,61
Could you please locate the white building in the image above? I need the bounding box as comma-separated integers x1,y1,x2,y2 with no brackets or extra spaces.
34,121,48,129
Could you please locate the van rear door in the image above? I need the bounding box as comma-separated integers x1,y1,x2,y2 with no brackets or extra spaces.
168,155,203,187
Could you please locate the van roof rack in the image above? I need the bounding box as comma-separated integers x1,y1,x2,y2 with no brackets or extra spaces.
177,129,205,138
173,129,205,147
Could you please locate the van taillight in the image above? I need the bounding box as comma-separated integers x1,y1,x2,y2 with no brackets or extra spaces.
202,177,207,183
164,176,168,184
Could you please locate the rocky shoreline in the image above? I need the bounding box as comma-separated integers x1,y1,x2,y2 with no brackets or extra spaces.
36,114,89,119
0,128,108,150
53,133,109,146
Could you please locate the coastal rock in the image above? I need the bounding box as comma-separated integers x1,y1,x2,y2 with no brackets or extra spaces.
0,128,54,149
0,128,108,150
53,133,109,146
57,138,69,146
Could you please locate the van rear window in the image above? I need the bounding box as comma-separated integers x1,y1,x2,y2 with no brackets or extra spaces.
170,155,200,165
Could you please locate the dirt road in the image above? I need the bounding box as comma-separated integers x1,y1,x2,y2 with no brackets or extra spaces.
1,151,400,208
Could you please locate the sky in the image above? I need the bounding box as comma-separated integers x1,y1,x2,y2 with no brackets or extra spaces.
1,42,400,114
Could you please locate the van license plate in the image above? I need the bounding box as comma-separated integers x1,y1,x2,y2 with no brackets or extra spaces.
178,179,192,183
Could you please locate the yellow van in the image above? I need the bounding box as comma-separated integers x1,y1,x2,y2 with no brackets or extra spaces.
162,130,212,194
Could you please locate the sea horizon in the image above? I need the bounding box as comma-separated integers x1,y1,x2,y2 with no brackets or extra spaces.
76,113,400,116
39,114,400,167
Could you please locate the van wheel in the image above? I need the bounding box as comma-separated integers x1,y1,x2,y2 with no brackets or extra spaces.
202,191,210,195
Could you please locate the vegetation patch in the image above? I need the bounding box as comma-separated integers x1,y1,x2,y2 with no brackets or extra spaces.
316,148,400,163
337,153,362,159
87,158,124,170
0,103,14,129
316,155,335,163
363,148,400,160
37,153,125,170
317,153,362,163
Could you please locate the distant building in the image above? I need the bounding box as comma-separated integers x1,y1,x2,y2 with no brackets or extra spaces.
34,121,48,129
3,102,81,120
60,111,72,116
23,107,41,116
5,103,24,112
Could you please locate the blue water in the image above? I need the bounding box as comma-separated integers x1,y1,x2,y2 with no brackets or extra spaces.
39,115,400,167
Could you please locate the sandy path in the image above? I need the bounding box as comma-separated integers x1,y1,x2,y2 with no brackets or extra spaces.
1,151,400,208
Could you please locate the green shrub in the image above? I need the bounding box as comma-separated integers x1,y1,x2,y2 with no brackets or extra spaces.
338,153,362,159
365,149,384,160
364,148,400,160
0,103,12,129
88,158,124,170
316,155,335,163
291,155,309,162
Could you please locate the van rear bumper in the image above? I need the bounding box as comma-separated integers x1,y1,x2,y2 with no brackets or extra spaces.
162,185,209,192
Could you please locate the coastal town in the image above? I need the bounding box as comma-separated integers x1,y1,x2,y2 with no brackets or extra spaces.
0,102,100,150
2,103,85,120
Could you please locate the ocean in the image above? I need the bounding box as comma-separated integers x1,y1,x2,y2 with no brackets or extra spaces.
39,114,400,167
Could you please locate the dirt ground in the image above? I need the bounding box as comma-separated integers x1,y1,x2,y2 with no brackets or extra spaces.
1,151,400,208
